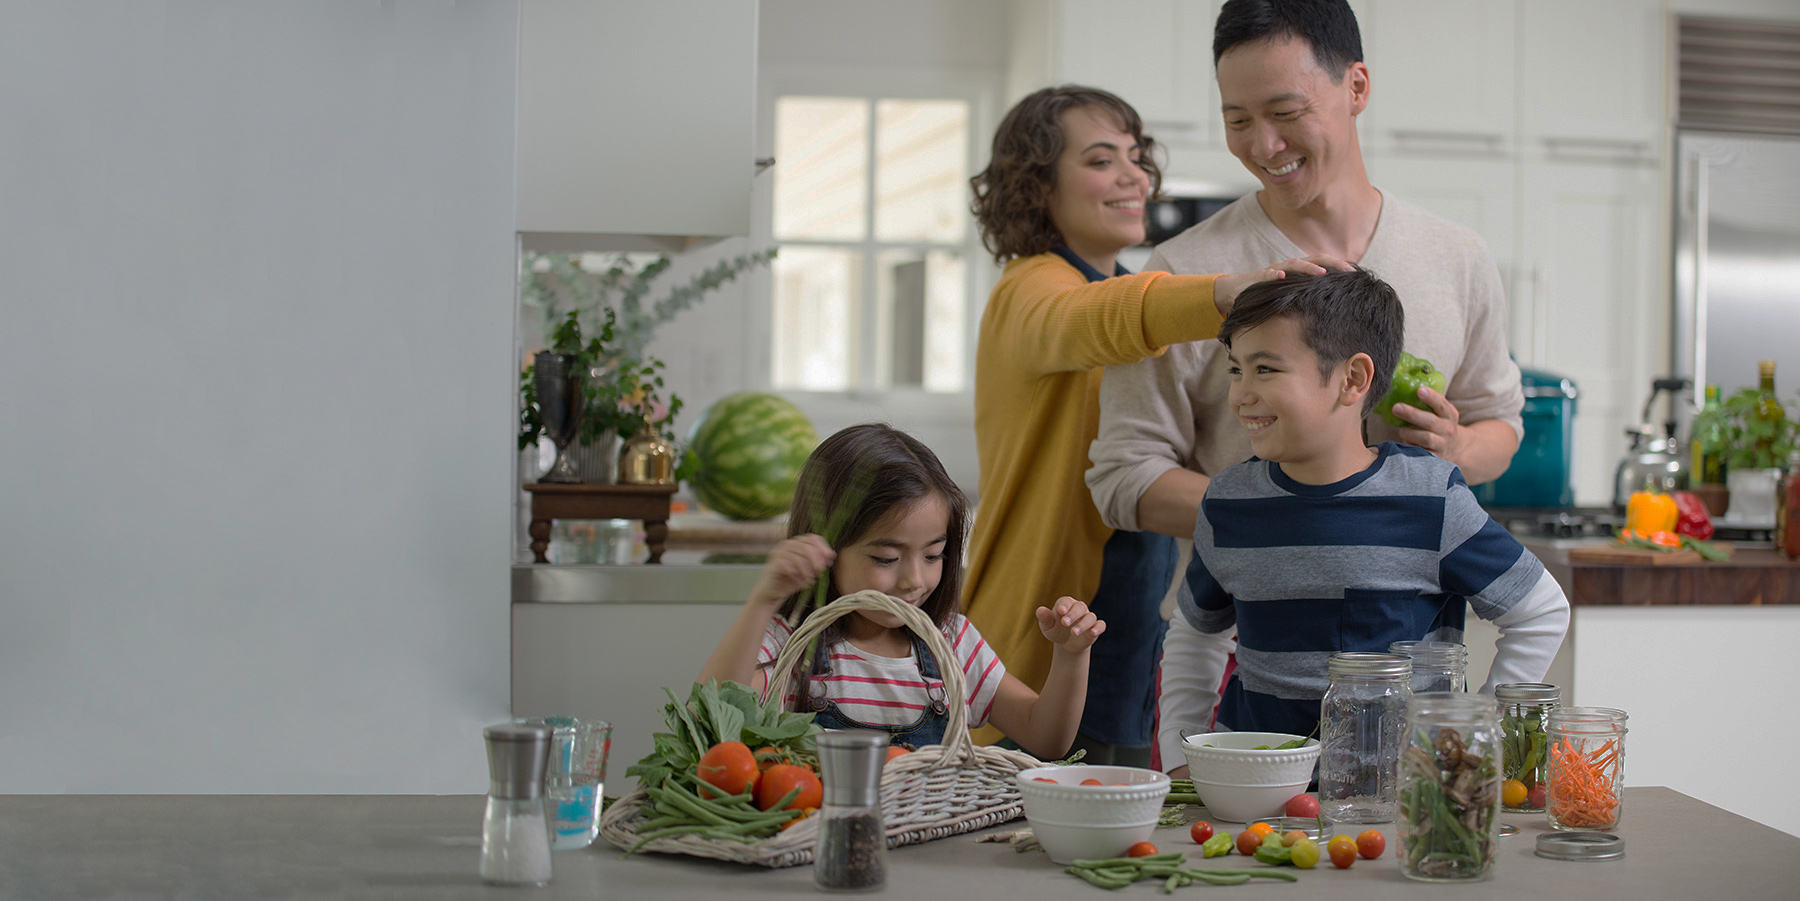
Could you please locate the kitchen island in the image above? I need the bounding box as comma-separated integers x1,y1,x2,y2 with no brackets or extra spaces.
5,788,1795,898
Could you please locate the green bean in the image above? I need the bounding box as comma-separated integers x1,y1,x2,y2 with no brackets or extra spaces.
1163,873,1185,893
1070,852,1185,867
1066,866,1133,889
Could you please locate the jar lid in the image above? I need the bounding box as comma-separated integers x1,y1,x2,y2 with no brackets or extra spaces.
1535,832,1625,861
1496,682,1562,703
1327,651,1412,678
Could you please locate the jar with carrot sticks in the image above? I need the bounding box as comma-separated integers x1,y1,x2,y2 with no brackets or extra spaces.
1544,707,1628,832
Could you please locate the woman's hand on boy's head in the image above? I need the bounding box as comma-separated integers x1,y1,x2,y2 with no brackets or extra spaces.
1212,254,1355,316
1035,596,1106,653
750,534,835,607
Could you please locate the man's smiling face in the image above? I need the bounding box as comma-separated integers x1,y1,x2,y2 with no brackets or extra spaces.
1217,34,1369,214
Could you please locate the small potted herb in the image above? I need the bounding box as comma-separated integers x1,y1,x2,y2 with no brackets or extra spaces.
1690,381,1798,522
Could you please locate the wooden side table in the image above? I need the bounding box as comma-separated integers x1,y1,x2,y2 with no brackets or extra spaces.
522,482,678,564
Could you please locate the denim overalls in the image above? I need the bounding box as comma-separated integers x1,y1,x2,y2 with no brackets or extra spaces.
807,633,952,747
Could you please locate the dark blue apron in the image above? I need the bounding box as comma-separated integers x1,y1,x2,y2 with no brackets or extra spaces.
1048,245,1179,749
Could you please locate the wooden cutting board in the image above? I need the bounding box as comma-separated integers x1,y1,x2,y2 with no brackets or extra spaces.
1566,544,1704,565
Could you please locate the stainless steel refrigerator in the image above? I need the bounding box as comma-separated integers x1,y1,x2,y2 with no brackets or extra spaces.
1672,131,1800,403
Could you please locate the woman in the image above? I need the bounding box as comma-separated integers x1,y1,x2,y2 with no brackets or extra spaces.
962,85,1342,762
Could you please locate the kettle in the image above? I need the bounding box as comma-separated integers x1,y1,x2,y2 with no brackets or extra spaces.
1611,377,1692,511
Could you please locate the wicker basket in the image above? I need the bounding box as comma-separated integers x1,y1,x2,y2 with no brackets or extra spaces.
599,589,1042,867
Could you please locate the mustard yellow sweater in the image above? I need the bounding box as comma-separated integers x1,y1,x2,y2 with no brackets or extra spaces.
964,252,1223,741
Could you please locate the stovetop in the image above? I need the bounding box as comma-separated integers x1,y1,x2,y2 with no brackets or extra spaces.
1482,505,1621,538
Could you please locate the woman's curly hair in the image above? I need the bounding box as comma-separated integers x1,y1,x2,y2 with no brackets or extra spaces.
969,85,1162,265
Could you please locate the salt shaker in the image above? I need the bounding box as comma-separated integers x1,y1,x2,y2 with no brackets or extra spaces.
481,722,554,887
814,731,889,892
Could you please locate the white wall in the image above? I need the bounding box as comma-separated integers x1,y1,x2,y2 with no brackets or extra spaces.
0,2,519,792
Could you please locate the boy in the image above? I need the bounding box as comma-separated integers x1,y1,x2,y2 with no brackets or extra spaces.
1156,268,1569,776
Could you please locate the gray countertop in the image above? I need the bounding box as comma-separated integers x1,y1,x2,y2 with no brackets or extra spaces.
512,563,763,604
6,787,1796,899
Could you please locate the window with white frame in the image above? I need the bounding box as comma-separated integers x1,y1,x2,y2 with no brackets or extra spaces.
769,95,972,394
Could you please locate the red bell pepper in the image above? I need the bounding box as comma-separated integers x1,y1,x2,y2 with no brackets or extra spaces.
1671,490,1714,540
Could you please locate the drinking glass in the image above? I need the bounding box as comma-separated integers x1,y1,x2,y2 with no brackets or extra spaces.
518,716,611,850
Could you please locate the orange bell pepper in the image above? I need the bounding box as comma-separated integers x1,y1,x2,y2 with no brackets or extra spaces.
1625,489,1678,536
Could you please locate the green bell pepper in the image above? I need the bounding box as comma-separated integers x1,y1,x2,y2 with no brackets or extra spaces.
1377,352,1448,428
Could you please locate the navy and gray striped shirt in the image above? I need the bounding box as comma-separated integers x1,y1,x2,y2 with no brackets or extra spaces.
1177,442,1544,736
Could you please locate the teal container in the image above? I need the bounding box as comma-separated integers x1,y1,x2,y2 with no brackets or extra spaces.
1473,366,1576,508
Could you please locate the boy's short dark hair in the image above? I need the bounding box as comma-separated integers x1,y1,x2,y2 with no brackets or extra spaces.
1213,0,1364,79
1218,267,1403,413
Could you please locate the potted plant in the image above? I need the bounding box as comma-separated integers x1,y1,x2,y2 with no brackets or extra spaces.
1690,385,1798,522
517,249,775,483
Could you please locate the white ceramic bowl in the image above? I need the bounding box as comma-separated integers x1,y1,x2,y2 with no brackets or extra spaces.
1180,732,1321,787
1015,765,1171,864
1188,778,1310,824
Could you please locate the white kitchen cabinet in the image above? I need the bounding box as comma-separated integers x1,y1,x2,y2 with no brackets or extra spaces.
1518,0,1666,162
1025,0,1216,145
517,0,758,247
1515,160,1661,505
1361,0,1516,156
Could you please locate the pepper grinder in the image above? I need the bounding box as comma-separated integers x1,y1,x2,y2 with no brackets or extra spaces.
813,730,889,892
481,722,554,887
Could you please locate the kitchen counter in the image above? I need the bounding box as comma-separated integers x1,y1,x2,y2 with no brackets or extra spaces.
6,788,1796,898
1519,538,1799,605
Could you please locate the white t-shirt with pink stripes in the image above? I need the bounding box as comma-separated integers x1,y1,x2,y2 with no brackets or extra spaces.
757,614,1005,729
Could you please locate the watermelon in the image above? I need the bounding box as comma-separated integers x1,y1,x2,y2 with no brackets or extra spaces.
686,393,819,521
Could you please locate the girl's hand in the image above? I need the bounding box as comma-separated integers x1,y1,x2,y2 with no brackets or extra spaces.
1212,254,1355,316
1035,596,1106,653
750,534,835,607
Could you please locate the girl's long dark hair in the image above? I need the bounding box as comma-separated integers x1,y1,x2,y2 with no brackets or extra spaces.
767,423,969,711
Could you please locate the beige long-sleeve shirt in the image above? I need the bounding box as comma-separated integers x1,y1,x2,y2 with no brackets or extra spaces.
1086,191,1524,532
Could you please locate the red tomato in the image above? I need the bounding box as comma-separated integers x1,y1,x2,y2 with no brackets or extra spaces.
1327,835,1357,869
1080,778,1104,786
1031,777,1057,783
1126,841,1159,858
1189,821,1214,844
1284,793,1321,818
1527,783,1548,809
1282,829,1308,847
1356,829,1386,859
885,745,910,764
755,763,823,812
696,741,760,798
1236,830,1262,857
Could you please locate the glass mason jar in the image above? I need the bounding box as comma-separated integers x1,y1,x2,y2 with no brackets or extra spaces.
1397,692,1502,882
1544,707,1628,832
1319,652,1412,824
1495,683,1560,813
1388,640,1469,693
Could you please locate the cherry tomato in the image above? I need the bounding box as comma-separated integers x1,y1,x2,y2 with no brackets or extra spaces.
1236,830,1262,857
1284,793,1321,818
1245,821,1275,838
1189,821,1214,844
1501,778,1528,808
1031,777,1058,783
755,763,822,812
1080,778,1104,786
1356,829,1386,859
1527,783,1548,809
885,746,910,763
1282,829,1308,847
1289,837,1321,869
1327,835,1357,868
696,741,760,799
1126,841,1159,858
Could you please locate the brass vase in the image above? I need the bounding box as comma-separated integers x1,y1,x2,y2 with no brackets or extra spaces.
618,429,677,485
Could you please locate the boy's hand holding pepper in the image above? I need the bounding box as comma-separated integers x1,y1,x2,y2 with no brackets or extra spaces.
1035,596,1106,654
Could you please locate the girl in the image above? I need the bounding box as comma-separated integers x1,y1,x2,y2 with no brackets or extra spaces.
961,84,1348,763
697,423,1103,760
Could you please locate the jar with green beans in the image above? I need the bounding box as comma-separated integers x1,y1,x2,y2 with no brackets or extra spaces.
1496,682,1559,813
1397,692,1501,883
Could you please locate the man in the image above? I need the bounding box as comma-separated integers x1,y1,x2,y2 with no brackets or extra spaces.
1083,0,1524,766
1088,0,1522,539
